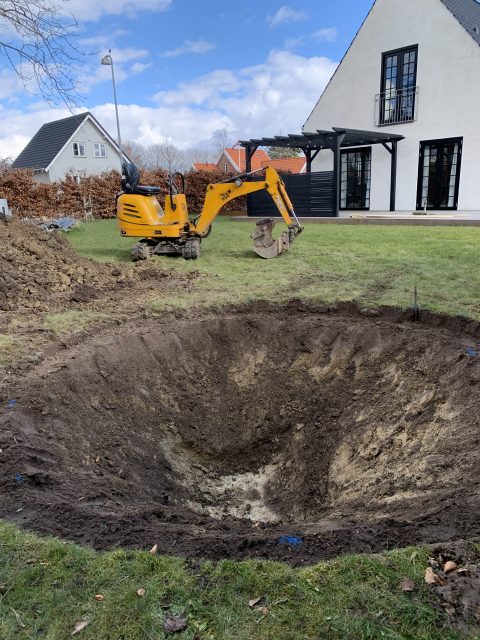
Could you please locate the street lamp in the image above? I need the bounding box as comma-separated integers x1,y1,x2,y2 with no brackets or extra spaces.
101,50,123,169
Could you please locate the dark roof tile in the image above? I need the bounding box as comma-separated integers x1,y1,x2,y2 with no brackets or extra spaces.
441,0,480,45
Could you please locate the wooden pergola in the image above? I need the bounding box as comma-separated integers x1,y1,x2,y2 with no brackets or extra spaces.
239,127,405,216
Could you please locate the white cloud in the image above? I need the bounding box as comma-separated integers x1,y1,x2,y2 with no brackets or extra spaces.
92,103,232,149
1,49,337,159
0,69,26,101
59,0,172,21
160,39,215,58
153,49,337,142
285,27,338,50
78,30,129,49
267,6,308,28
312,28,338,43
0,105,73,161
130,62,153,74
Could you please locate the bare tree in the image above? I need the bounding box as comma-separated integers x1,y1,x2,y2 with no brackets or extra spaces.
184,146,217,169
0,0,84,106
123,140,149,170
212,127,232,159
267,146,301,159
147,139,184,173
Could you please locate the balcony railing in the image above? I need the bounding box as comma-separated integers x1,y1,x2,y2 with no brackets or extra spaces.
375,86,419,126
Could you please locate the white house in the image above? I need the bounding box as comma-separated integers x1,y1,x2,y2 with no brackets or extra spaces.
304,0,480,213
12,112,129,183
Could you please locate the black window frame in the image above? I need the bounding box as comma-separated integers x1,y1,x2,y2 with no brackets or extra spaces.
379,44,418,126
416,137,463,211
340,146,372,211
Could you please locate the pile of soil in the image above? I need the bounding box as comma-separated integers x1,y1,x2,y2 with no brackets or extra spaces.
1,304,480,566
0,219,190,312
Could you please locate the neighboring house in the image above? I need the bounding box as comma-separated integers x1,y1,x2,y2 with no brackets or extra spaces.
193,147,305,174
218,147,270,173
263,157,306,174
304,0,480,212
12,112,129,183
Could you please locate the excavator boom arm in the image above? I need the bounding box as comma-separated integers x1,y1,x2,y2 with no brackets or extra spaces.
193,166,300,235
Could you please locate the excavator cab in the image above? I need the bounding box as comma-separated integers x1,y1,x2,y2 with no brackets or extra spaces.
116,163,303,261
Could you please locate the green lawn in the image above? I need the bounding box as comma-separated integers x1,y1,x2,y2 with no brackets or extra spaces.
69,218,480,318
0,523,466,640
2,218,479,639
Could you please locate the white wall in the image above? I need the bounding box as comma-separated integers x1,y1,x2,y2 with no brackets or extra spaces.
304,0,480,211
48,118,122,182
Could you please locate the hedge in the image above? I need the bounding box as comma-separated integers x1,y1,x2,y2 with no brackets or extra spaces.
0,167,246,219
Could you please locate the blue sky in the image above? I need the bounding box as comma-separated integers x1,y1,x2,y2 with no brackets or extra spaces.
0,0,374,158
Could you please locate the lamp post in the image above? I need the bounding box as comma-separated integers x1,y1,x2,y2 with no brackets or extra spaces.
101,50,123,169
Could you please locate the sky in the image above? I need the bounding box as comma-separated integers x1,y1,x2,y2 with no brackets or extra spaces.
0,0,374,160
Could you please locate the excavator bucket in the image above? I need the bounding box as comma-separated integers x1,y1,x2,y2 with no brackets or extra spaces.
251,218,293,259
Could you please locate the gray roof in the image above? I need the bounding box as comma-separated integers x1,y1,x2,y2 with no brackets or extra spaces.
12,112,90,170
441,0,480,45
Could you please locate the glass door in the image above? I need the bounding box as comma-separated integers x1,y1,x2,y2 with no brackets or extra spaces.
340,148,371,210
417,138,462,210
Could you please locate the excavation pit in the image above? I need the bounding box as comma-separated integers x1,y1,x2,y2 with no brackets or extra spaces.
2,304,480,564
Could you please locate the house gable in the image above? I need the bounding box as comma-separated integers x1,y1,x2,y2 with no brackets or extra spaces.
48,117,125,181
304,0,480,135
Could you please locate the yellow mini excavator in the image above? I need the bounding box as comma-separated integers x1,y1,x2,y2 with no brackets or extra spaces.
116,162,303,261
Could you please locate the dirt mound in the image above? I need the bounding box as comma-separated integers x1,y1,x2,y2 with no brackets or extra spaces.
1,305,480,565
0,219,187,312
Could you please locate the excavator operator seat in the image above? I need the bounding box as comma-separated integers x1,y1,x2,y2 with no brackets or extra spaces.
121,162,161,196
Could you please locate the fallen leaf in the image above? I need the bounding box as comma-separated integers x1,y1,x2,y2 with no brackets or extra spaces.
457,567,469,575
95,456,100,464
255,606,269,616
94,594,104,601
400,578,415,592
425,567,438,584
149,544,158,555
444,561,458,574
39,561,50,566
163,615,187,634
248,597,263,608
424,567,446,586
137,588,146,597
71,620,89,636
444,603,456,617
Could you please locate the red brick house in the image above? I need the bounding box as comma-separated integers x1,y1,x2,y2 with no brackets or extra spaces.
193,146,305,174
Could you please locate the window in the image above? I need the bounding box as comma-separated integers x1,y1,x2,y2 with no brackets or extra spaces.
377,45,418,125
224,162,229,172
72,142,86,157
340,148,371,210
94,142,107,158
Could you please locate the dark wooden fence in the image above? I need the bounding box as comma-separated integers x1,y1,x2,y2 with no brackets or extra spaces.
247,171,335,218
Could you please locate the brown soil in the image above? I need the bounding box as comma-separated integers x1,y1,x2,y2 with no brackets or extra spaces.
1,303,480,565
0,218,195,312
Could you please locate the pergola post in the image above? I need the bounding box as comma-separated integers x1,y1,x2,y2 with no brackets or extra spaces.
245,145,257,173
304,149,312,174
382,140,398,212
390,140,398,212
333,131,345,217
